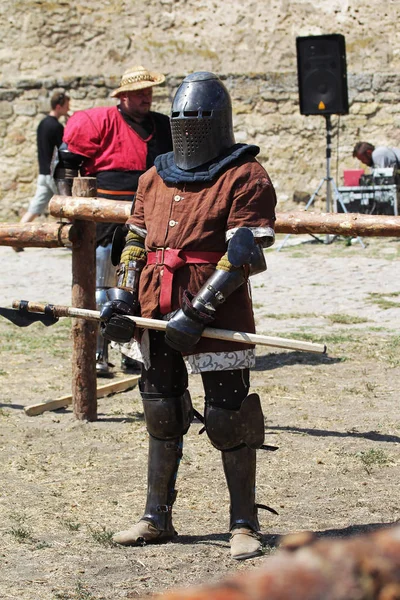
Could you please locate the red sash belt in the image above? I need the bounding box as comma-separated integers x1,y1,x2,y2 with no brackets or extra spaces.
147,249,223,314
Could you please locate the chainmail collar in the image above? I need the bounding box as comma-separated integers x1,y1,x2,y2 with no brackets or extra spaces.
154,144,260,184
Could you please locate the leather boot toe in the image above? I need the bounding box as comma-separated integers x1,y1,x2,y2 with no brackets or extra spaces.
113,520,176,546
230,527,263,560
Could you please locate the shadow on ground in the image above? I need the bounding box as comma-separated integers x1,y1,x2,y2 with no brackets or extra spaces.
254,351,340,371
269,424,400,444
263,521,398,548
174,522,397,551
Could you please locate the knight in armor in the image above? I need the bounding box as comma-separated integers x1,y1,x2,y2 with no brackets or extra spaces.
100,72,277,560
55,66,172,377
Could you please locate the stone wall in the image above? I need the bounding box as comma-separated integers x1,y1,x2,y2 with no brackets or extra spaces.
1,0,400,220
1,1,399,81
1,72,399,220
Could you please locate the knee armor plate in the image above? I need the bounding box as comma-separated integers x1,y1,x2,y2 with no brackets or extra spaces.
141,390,193,440
205,393,265,451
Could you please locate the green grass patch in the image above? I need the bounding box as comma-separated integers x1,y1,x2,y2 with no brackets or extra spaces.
367,292,400,310
260,312,319,320
0,318,72,356
356,448,393,475
325,313,369,324
88,525,115,547
75,581,95,600
61,518,81,532
8,525,33,543
280,331,359,345
7,514,34,543
385,336,400,367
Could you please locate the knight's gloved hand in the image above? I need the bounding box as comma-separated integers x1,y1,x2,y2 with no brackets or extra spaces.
100,289,137,344
165,291,215,353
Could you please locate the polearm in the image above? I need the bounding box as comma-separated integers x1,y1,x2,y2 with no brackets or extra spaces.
10,300,327,355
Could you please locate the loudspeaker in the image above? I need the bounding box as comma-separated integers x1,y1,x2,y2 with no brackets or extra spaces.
296,34,349,116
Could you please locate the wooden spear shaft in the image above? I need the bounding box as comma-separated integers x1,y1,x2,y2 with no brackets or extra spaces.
12,300,327,355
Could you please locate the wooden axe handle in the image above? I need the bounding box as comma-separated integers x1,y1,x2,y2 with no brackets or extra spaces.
12,300,327,355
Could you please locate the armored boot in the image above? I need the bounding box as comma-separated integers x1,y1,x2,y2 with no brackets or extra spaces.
113,435,181,545
205,392,267,560
96,330,113,378
222,445,262,560
113,389,193,546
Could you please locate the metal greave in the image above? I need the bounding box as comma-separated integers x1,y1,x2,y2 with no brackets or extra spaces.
96,329,109,363
95,288,110,368
142,434,182,533
222,445,259,532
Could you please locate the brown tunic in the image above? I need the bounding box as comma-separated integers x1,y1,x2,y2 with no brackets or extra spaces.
127,154,277,355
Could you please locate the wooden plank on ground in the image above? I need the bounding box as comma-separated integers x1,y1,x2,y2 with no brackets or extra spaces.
24,375,140,417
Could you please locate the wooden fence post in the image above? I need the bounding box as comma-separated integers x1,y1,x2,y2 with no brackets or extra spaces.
71,177,97,421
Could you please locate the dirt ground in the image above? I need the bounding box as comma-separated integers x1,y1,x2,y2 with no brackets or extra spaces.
0,233,400,600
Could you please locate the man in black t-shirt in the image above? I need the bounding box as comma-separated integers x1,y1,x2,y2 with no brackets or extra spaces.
15,90,70,235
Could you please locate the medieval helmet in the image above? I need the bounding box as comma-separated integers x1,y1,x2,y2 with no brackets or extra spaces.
170,72,235,170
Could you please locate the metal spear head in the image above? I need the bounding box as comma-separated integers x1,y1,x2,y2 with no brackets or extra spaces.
0,301,59,328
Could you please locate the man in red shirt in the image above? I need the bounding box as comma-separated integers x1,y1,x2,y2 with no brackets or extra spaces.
57,66,172,376
100,72,277,560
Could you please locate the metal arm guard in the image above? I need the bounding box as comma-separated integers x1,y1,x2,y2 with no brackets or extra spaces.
165,227,264,353
116,256,146,296
141,389,193,440
205,393,265,450
165,268,246,353
192,268,245,315
116,231,146,294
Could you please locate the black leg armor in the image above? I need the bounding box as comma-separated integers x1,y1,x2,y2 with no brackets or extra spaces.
222,446,260,532
141,389,193,440
141,435,182,533
139,388,193,532
202,369,265,533
205,393,265,451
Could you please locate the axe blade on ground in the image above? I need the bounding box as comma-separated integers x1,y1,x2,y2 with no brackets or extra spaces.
0,303,59,328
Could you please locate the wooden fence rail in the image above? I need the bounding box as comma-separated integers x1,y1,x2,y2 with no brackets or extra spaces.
0,221,78,248
48,195,400,237
2,190,400,421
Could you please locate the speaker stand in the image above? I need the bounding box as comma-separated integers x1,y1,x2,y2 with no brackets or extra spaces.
276,115,365,251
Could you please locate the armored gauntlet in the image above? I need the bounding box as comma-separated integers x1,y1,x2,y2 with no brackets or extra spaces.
100,231,146,343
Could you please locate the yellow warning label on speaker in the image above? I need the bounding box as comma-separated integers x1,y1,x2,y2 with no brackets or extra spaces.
318,101,326,110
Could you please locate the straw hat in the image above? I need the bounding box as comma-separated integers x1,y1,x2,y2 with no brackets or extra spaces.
111,65,165,97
